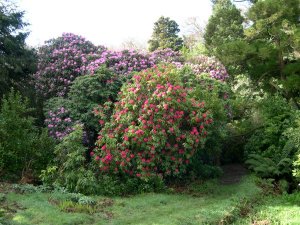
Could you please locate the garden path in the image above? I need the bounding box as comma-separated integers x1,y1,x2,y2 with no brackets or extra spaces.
220,164,248,185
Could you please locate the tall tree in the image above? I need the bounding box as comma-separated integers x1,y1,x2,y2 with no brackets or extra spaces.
242,0,300,106
204,0,244,63
148,16,183,52
0,1,36,98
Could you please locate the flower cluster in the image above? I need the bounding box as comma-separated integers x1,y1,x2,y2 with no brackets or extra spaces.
45,107,74,140
87,49,155,75
92,65,212,179
150,48,183,65
183,55,229,81
33,33,105,98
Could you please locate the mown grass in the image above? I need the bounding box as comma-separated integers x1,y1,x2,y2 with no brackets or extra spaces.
1,175,261,225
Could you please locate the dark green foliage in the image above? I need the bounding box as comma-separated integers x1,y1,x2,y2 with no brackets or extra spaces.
0,89,55,180
148,16,183,51
0,1,37,98
41,124,98,195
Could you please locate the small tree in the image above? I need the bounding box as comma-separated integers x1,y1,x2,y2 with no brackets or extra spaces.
148,16,183,52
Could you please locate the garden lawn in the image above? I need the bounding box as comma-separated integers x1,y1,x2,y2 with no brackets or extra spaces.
1,175,261,225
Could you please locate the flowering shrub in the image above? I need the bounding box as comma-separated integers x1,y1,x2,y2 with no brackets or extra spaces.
33,33,105,98
92,65,212,179
87,49,155,75
44,106,74,140
149,48,183,65
183,55,229,81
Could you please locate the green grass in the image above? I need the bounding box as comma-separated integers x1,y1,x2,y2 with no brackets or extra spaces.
1,175,261,225
4,177,298,225
234,191,300,225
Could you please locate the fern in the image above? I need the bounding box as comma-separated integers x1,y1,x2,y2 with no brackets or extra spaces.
246,154,292,178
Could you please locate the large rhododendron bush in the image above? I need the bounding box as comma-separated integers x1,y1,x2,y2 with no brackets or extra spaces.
33,33,105,98
92,65,213,179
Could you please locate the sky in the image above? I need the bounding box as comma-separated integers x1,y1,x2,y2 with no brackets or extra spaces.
17,0,213,49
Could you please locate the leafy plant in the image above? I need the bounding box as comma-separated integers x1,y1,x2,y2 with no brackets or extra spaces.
42,124,98,194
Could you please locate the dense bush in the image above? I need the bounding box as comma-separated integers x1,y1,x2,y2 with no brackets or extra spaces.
33,33,104,98
0,89,55,180
93,64,212,180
